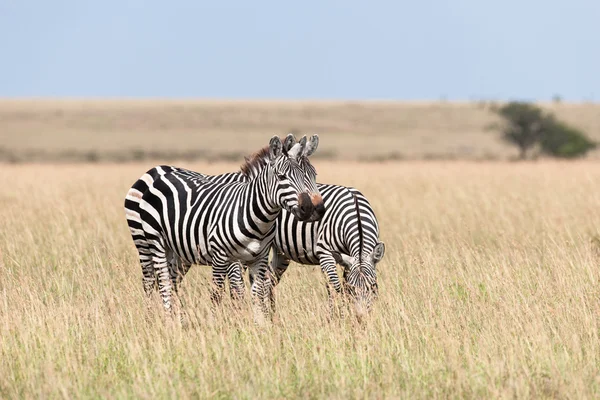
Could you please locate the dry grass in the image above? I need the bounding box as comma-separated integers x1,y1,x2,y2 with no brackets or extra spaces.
2,99,600,162
2,160,600,398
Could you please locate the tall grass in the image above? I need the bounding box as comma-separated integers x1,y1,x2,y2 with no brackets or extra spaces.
1,161,600,398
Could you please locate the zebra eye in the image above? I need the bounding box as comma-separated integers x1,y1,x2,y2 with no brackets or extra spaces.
277,174,286,180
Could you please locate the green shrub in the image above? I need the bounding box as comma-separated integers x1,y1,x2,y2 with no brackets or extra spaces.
540,120,596,158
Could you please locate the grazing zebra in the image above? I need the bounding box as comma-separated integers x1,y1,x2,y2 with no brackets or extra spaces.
154,163,385,318
269,185,385,318
124,134,325,321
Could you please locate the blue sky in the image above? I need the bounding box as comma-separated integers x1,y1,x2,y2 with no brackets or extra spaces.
1,0,598,100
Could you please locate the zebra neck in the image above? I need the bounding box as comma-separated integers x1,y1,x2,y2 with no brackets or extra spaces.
237,166,279,233
346,226,377,263
347,238,377,263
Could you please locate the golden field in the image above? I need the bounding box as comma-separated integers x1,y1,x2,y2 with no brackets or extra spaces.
1,99,600,161
1,160,600,398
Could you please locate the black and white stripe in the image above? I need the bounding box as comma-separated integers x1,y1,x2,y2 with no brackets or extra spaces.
270,183,385,317
124,134,324,321
154,162,385,317
221,156,386,315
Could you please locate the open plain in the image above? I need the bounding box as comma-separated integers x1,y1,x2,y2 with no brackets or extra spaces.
2,158,600,398
2,100,600,162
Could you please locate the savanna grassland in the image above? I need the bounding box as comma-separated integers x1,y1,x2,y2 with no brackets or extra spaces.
2,160,600,398
2,99,600,162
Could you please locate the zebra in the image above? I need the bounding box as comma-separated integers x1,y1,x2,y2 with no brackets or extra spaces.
124,134,325,322
269,184,385,319
151,162,385,319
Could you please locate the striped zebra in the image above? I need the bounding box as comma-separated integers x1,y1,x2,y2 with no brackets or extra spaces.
269,184,385,318
124,134,325,321
154,162,385,318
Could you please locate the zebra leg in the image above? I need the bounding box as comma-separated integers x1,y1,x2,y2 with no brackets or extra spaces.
226,262,246,302
210,252,229,306
248,257,272,325
141,257,158,320
153,251,174,317
167,249,191,326
168,249,192,292
317,251,343,293
138,243,157,303
130,235,159,319
267,249,291,315
126,210,157,314
270,248,291,285
317,251,345,318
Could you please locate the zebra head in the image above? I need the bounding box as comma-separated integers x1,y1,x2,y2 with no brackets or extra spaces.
268,134,325,222
332,242,385,319
298,135,325,222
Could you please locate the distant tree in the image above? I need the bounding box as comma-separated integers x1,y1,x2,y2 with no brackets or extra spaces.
492,102,550,160
491,101,596,160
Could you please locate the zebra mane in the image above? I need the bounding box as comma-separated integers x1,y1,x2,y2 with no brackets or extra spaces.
353,192,364,264
239,146,272,179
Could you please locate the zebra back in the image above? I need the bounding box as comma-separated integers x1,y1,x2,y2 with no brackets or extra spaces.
274,183,380,266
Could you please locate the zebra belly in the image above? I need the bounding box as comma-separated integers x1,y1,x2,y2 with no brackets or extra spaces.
164,238,208,266
237,238,268,261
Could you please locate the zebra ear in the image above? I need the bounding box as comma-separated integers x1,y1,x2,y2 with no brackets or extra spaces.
331,251,354,268
303,134,319,157
371,242,385,263
287,135,307,160
269,136,283,160
282,133,295,154
297,135,307,158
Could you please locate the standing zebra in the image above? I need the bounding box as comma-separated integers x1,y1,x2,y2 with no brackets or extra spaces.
153,162,385,318
124,134,325,321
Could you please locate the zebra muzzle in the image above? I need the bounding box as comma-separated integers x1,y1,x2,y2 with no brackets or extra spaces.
308,197,325,222
293,192,315,221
